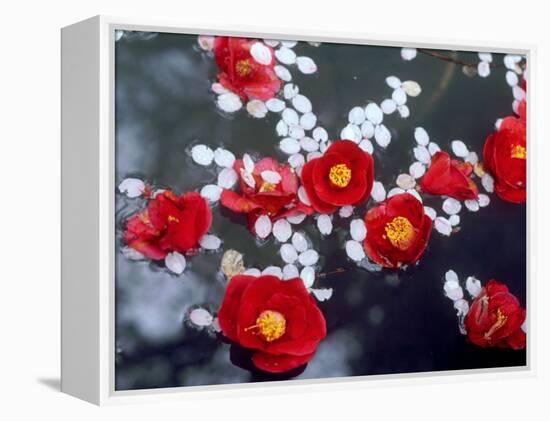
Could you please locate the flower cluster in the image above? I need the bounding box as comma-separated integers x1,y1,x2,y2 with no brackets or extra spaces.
116,37,528,376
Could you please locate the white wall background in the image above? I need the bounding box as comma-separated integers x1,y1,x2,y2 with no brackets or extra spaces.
1,0,548,419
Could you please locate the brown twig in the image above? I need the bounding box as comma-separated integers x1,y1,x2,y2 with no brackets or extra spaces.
417,48,503,69
317,267,347,278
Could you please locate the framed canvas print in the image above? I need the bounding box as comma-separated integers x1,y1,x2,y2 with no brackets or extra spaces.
61,15,532,405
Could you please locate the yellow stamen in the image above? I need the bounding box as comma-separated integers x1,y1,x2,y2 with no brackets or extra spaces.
329,163,352,188
259,182,277,193
484,308,508,341
245,310,286,342
235,59,252,77
167,215,179,223
384,216,415,250
511,144,526,159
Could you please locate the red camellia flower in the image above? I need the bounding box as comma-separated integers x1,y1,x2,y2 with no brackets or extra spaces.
124,191,212,260
220,157,312,233
465,280,526,350
363,193,433,268
214,37,281,101
301,140,375,214
420,151,479,200
482,109,526,204
218,274,327,373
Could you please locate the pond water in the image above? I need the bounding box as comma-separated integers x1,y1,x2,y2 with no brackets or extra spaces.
114,32,526,390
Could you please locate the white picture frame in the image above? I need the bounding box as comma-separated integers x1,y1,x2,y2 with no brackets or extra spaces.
61,15,535,405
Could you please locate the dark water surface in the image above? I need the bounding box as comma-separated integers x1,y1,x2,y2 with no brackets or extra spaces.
114,32,526,390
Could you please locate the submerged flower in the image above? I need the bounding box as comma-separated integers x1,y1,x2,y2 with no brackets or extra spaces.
220,157,312,234
420,151,479,200
301,140,375,214
214,37,281,101
218,274,326,373
465,280,526,349
123,191,212,260
363,193,432,268
483,110,526,203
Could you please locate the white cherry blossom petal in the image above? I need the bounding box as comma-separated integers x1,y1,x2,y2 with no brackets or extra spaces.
506,71,519,87
288,153,305,168
282,107,299,124
189,308,214,327
250,42,272,65
300,112,317,130
392,88,407,106
283,264,299,280
481,173,494,193
280,243,298,264
454,299,469,316
274,65,292,82
276,120,288,137
435,217,452,236
300,137,319,152
300,266,315,288
279,137,301,155
165,252,186,275
275,46,296,64
255,215,272,239
396,173,416,190
397,105,410,118
424,206,437,220
261,170,282,184
246,99,268,118
406,189,422,203
350,219,367,242
414,146,431,164
118,178,145,198
313,127,328,142
381,99,397,114
361,121,375,139
287,212,307,225
191,144,214,166
374,124,391,148
349,106,366,124
200,184,222,203
365,103,383,125
299,250,319,266
217,92,242,113
466,276,482,298
243,268,261,276
428,142,441,156
289,125,305,140
311,288,333,301
414,127,429,146
217,168,238,188
465,151,479,165
291,232,309,252
317,214,333,235
401,80,422,97
292,94,312,113
265,98,286,113
401,48,417,61
341,124,361,143
442,198,462,215
386,76,402,89
478,194,490,207
477,61,491,78
451,140,469,158
273,219,292,243
449,214,460,226
371,181,386,202
358,139,374,154
465,199,480,212
409,161,426,179
298,186,311,206
122,246,145,261
214,148,236,168
346,240,365,262
262,266,282,278
296,56,317,74
339,205,354,218
199,234,222,250
387,187,405,198
211,82,229,95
